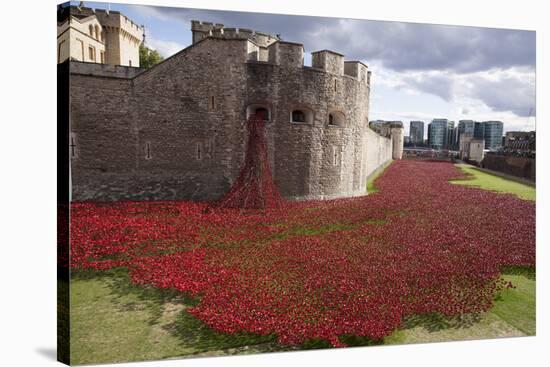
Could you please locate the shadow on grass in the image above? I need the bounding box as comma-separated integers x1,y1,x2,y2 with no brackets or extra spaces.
400,313,482,332
72,268,286,354
166,311,278,354
501,266,536,280
71,264,534,355
73,267,197,327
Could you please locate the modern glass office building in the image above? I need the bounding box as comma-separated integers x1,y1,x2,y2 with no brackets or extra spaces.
447,121,456,149
428,119,449,149
474,121,485,140
483,121,504,149
458,120,475,145
409,121,424,145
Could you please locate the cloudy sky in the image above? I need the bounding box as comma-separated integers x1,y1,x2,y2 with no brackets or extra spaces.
79,1,536,137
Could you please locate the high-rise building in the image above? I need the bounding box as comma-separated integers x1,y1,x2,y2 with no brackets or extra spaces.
409,121,424,146
483,121,504,149
447,121,456,149
428,119,449,149
474,121,484,140
458,120,475,143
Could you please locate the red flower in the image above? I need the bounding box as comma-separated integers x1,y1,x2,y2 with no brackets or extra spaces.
69,160,535,347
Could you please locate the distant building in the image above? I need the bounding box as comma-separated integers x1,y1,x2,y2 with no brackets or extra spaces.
458,120,475,146
368,120,405,159
467,139,485,162
459,133,473,159
474,121,485,140
448,122,457,150
428,119,450,149
409,121,425,146
369,120,387,133
57,5,144,66
483,121,504,149
504,131,536,151
459,134,485,162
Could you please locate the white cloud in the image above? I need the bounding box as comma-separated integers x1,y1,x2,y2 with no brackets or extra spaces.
126,3,536,127
146,37,185,58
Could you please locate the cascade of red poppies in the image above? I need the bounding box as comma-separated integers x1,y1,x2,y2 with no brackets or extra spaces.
214,113,283,210
70,160,535,347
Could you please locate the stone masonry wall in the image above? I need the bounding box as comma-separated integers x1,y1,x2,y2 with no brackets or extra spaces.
68,36,396,202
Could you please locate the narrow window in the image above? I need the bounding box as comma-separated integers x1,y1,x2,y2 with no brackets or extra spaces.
196,142,202,160
334,79,337,92
94,25,100,40
88,46,95,62
89,24,94,36
332,146,339,166
255,107,269,121
100,30,105,42
69,136,77,158
100,51,105,63
145,142,152,160
292,110,306,123
129,59,132,67
329,114,334,125
209,95,216,110
77,39,84,60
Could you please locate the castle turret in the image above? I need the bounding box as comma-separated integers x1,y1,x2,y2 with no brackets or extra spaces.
191,20,279,47
57,6,143,67
389,122,405,159
191,20,224,43
344,61,370,84
268,41,304,67
311,50,344,76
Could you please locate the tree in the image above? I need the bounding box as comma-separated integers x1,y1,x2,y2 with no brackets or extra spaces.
139,44,163,69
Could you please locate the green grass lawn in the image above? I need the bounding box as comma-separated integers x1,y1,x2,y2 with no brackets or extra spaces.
451,164,535,201
70,268,535,363
70,269,289,365
384,272,535,345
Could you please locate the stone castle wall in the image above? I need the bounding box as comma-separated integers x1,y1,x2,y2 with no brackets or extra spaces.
68,36,399,202
480,155,536,182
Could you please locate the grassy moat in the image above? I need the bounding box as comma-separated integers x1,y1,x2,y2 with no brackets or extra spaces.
69,161,535,364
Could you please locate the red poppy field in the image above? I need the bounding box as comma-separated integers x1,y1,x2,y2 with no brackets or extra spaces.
70,160,535,348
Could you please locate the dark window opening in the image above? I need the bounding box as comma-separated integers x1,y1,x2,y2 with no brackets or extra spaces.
254,107,269,121
70,137,76,158
197,143,202,160
328,111,345,127
292,110,306,123
145,142,151,159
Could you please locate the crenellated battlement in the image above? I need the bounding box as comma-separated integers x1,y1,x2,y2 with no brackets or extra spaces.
266,41,304,67
66,18,398,202
191,20,280,47
192,20,369,85
344,61,370,83
312,50,344,76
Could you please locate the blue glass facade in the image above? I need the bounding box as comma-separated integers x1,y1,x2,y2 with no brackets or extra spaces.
483,121,504,149
428,119,449,149
409,121,424,145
